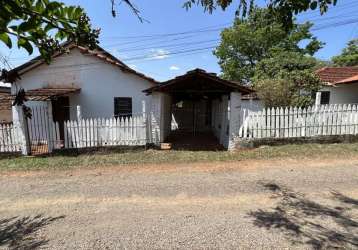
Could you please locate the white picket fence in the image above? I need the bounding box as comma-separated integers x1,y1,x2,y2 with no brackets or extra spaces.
0,123,21,153
239,104,358,139
63,114,148,149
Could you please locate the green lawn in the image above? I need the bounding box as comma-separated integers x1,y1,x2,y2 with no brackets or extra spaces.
1,143,358,172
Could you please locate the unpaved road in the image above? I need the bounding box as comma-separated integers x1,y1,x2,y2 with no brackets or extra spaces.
0,158,357,249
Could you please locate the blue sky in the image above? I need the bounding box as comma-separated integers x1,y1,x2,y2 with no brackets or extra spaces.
1,0,358,83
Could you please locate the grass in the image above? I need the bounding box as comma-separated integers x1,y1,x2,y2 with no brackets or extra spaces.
1,143,358,172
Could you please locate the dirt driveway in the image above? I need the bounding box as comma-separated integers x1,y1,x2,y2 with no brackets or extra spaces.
0,158,357,249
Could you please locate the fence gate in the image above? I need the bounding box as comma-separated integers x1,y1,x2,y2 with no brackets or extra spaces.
27,105,51,155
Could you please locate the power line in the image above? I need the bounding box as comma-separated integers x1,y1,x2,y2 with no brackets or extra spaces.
101,22,232,40
0,53,13,70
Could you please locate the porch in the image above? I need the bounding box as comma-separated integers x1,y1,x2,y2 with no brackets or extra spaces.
12,87,80,155
144,69,252,150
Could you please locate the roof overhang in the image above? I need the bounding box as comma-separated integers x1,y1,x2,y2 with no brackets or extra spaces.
144,69,253,96
24,87,81,101
0,87,80,109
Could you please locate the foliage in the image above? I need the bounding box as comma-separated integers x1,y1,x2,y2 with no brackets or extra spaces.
252,50,322,107
0,0,100,63
214,7,323,82
183,0,338,28
332,39,358,67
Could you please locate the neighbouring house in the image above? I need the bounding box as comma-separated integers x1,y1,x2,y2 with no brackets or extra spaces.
0,86,12,123
232,66,358,108
315,67,358,105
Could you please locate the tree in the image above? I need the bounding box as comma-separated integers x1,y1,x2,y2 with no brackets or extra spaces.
0,0,336,64
214,7,323,82
332,39,358,67
252,50,322,107
184,0,338,28
0,0,103,62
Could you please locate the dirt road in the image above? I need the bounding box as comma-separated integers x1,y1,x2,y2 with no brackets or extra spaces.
0,158,357,249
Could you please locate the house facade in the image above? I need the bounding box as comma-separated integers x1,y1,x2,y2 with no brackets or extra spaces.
2,44,252,150
6,43,157,123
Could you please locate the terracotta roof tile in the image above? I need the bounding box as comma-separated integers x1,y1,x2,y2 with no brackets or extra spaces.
335,74,358,84
316,67,358,85
25,87,81,101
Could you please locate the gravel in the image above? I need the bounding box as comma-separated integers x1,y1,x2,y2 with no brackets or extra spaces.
0,157,357,249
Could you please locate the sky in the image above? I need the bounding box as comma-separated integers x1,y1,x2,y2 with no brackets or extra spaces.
1,0,358,85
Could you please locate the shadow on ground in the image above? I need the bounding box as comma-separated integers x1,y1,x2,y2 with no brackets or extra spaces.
0,214,65,249
249,182,358,249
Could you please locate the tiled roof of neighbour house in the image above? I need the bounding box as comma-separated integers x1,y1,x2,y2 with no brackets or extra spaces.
316,67,358,85
0,42,158,84
335,74,358,84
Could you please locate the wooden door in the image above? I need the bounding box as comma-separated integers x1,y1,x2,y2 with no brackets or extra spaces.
52,97,70,141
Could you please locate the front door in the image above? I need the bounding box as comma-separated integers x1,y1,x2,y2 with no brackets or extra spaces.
52,97,70,141
172,99,211,134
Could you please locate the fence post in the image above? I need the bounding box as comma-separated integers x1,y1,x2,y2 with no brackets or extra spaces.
142,100,148,146
315,92,321,107
228,92,242,150
13,105,31,155
76,105,82,120
47,101,54,153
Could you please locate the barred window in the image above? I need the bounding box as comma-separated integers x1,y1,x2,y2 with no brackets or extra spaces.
320,91,330,105
114,97,132,118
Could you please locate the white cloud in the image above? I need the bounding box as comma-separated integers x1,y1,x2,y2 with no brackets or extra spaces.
169,65,180,71
128,64,137,69
149,49,170,60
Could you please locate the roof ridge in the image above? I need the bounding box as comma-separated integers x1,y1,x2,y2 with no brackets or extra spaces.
2,42,158,84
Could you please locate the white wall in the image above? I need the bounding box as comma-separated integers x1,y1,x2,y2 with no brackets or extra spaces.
321,84,358,104
12,48,155,119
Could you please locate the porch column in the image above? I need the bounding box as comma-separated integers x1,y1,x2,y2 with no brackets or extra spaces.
13,105,31,155
228,92,242,151
315,92,321,107
150,92,171,145
47,101,54,153
220,95,229,147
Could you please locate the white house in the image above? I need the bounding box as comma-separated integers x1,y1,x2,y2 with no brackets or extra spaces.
4,42,157,120
1,43,253,151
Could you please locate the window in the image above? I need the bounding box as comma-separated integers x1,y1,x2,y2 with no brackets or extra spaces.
320,91,330,105
114,97,132,118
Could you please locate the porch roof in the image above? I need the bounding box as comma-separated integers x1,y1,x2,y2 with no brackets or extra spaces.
0,93,11,110
144,69,253,95
24,87,81,101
